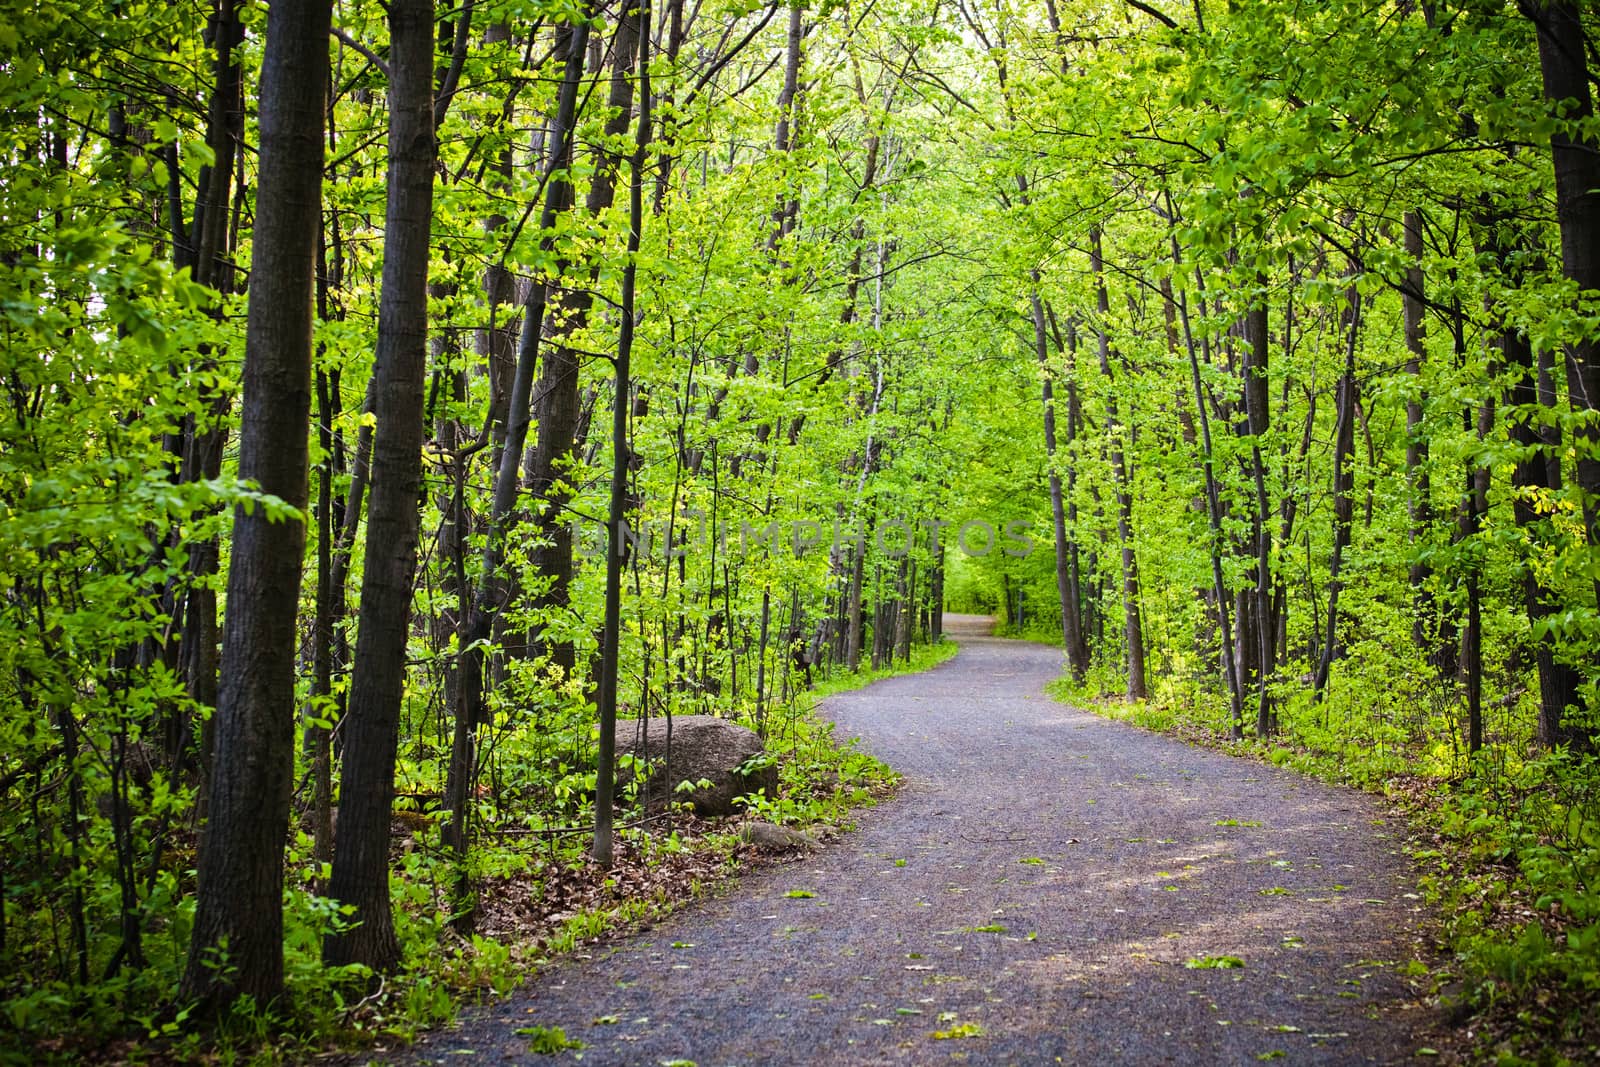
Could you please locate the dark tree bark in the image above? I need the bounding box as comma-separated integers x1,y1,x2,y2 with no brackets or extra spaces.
1032,289,1089,677
1243,281,1274,734
1312,277,1360,700
845,521,867,672
1462,394,1493,755
1504,324,1584,746
140,0,243,793
595,0,652,867
1482,204,1587,746
769,4,804,243
432,19,517,929
323,0,436,972
309,365,338,871
1090,228,1147,700
1167,218,1244,736
173,0,244,730
479,23,518,458
1401,212,1437,653
1523,1,1600,589
525,7,643,673
451,11,592,797
436,364,477,922
180,0,330,1009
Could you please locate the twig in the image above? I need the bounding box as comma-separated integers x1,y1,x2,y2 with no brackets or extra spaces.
331,26,389,78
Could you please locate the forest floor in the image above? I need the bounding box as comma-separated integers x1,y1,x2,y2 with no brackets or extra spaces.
395,615,1445,1065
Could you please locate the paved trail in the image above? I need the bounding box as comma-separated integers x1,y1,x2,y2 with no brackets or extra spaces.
407,615,1437,1065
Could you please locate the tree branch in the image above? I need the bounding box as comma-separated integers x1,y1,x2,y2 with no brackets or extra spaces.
330,26,389,78
1125,0,1179,30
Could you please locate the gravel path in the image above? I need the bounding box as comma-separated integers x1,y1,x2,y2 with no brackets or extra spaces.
405,615,1439,1065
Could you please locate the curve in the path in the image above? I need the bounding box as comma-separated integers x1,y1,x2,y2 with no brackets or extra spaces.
407,614,1437,1065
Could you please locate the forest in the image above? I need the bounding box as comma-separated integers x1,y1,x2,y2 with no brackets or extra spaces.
3,0,1600,1060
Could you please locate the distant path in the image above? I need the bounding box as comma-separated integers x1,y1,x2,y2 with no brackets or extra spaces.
406,615,1437,1064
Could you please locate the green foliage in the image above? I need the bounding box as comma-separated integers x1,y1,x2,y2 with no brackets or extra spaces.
1184,955,1246,970
515,1024,586,1054
1428,750,1600,1027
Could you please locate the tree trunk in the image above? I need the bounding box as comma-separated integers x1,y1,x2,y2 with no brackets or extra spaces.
324,0,435,972
1485,210,1584,747
1401,211,1436,653
594,2,651,867
1504,323,1583,745
525,8,642,673
452,13,592,791
1032,289,1088,676
174,0,244,738
1167,216,1244,736
1523,0,1600,595
1312,278,1359,699
480,21,518,462
309,366,339,871
1464,396,1493,755
846,536,866,671
180,0,329,1008
1243,283,1274,734
1090,228,1147,700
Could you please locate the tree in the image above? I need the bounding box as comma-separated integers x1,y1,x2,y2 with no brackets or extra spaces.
525,4,644,674
323,0,437,973
595,0,652,867
180,0,331,1008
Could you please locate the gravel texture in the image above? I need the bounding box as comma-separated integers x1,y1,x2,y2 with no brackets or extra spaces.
402,615,1440,1065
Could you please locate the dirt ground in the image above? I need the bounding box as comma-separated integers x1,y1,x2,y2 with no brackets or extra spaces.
400,614,1441,1065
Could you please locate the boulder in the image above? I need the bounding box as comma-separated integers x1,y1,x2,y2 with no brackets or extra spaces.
739,820,815,852
620,715,778,817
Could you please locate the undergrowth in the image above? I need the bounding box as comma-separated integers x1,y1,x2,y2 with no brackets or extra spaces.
2,640,953,1065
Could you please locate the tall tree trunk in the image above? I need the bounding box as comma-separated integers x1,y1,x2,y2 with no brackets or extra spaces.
324,0,436,972
1485,209,1585,747
525,8,643,674
1504,324,1583,745
1167,216,1244,736
770,4,804,242
1090,228,1147,700
595,0,651,867
730,1,804,479
309,366,339,871
180,0,330,1008
452,13,592,812
435,18,517,930
174,0,244,736
1243,281,1274,734
1032,289,1088,677
1523,1,1600,596
480,21,518,460
846,532,866,671
1401,211,1437,654
1462,394,1493,755
1312,276,1360,699
437,367,478,924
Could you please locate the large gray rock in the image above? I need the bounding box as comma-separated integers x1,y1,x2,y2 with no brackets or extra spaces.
740,820,816,852
620,715,778,817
